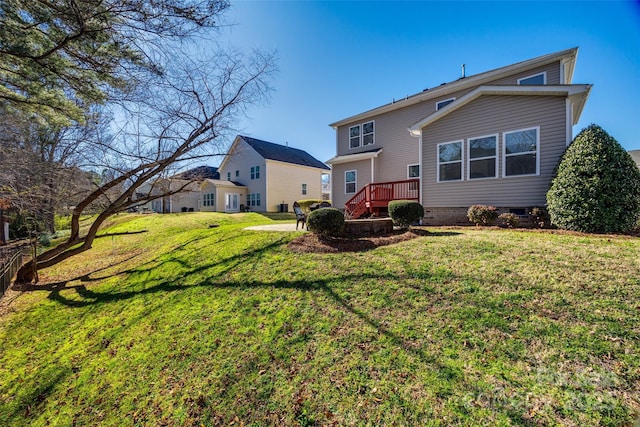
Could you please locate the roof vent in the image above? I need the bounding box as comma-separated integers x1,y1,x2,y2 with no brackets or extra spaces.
461,64,466,78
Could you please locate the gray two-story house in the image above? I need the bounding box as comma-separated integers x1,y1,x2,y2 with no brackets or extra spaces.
327,47,591,224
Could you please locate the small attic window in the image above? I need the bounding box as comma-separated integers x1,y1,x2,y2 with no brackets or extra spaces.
518,72,546,85
436,97,455,110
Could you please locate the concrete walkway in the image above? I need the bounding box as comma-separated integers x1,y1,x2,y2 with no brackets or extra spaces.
244,223,306,232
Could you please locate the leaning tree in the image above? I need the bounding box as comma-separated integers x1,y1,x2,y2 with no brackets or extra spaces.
0,1,277,283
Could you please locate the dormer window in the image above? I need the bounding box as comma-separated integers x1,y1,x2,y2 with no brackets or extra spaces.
436,97,455,110
518,72,546,85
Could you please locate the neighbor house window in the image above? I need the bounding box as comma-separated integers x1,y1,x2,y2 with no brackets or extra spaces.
504,127,539,177
349,121,375,149
468,134,497,179
203,193,215,207
518,72,546,85
250,166,260,180
437,141,463,182
227,172,231,181
436,97,455,110
349,125,360,149
408,164,420,178
301,183,307,195
235,170,239,177
247,193,261,207
345,170,356,193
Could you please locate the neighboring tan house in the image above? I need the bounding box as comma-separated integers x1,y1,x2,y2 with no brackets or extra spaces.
140,166,249,213
327,47,592,224
218,136,331,212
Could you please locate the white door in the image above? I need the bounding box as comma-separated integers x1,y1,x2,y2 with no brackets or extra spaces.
225,193,239,212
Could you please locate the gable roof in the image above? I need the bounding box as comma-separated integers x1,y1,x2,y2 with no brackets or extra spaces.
172,166,219,180
408,84,592,135
239,136,330,170
330,47,579,128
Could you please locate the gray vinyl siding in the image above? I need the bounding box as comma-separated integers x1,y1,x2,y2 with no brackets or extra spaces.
330,159,372,208
422,95,567,207
489,63,561,85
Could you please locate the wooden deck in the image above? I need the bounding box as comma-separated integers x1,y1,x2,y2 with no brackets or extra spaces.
344,179,419,219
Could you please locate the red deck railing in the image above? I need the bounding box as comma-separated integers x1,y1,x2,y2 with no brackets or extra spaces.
344,179,419,219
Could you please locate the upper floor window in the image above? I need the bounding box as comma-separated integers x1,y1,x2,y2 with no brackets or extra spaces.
226,172,231,181
436,97,455,110
504,127,539,177
345,170,356,193
349,121,375,149
301,183,307,195
468,134,497,180
235,170,239,177
408,164,420,178
203,193,215,207
250,166,260,180
518,72,546,85
437,141,463,182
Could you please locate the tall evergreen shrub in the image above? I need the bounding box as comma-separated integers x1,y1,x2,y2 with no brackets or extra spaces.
546,124,640,233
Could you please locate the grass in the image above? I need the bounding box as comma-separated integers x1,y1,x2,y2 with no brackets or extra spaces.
1,212,639,426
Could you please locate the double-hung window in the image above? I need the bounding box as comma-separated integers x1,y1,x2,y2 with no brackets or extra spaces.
203,193,215,207
407,164,420,178
504,127,539,177
349,121,375,149
468,135,497,179
301,183,307,195
345,170,356,193
437,141,463,182
250,166,260,180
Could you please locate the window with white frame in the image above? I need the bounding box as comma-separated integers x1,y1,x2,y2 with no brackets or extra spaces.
349,121,375,149
226,172,231,181
203,193,215,207
246,193,261,207
349,125,360,149
362,121,374,146
437,141,463,182
436,97,455,110
345,170,356,193
250,166,260,180
468,134,497,179
518,72,546,85
301,183,307,195
408,164,420,178
504,127,539,176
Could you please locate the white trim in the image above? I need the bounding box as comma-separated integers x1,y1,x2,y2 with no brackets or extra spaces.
436,97,456,110
407,163,420,179
502,126,540,178
345,170,357,194
517,72,547,85
437,140,464,183
566,98,572,146
408,84,592,136
326,149,382,165
467,133,498,180
418,134,423,206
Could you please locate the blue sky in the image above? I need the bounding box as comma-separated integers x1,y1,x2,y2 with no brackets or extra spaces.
214,0,640,165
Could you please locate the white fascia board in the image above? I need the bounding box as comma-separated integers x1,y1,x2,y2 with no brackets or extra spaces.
330,47,579,129
326,149,382,165
408,84,592,136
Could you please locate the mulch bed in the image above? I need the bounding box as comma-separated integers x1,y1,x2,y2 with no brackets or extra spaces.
287,228,430,253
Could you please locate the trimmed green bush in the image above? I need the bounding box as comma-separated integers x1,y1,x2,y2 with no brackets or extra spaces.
388,200,424,229
547,124,640,233
467,205,498,226
307,208,344,236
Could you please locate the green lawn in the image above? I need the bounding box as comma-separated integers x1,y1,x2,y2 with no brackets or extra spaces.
1,212,639,426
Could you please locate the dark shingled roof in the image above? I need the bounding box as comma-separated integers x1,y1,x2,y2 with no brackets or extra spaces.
240,136,330,170
172,166,219,180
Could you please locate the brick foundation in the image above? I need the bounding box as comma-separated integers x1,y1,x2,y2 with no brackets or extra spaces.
423,207,538,227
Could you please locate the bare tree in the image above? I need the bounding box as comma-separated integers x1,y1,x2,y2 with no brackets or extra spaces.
15,50,275,284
